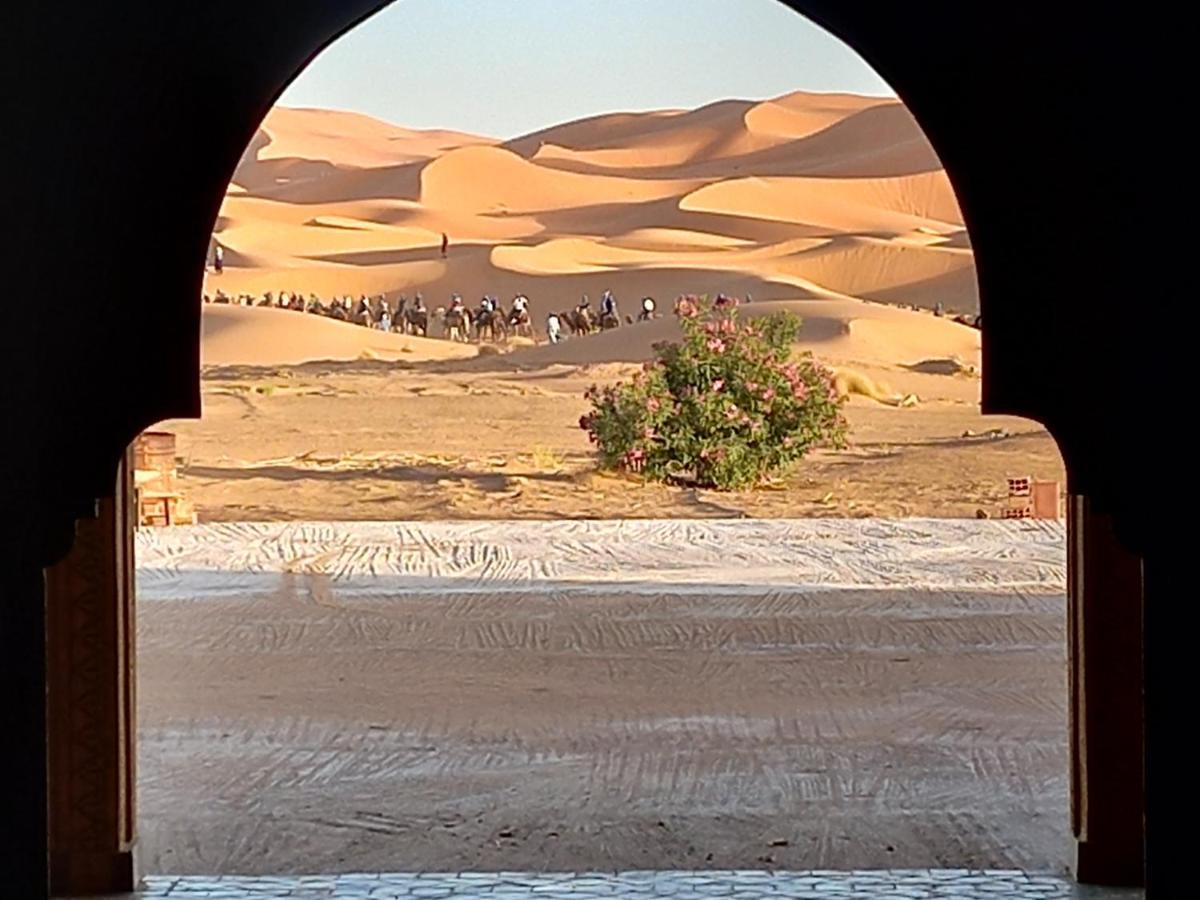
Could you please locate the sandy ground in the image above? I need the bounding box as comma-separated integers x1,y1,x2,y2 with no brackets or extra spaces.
163,300,1062,522
134,94,1068,881
136,520,1069,875
173,93,1062,522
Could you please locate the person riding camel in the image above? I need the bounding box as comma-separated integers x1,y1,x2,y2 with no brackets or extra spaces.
414,293,427,313
601,290,617,318
639,296,656,321
512,294,529,315
450,293,463,311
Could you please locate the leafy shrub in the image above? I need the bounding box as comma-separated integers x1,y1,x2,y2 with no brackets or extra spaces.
579,296,847,489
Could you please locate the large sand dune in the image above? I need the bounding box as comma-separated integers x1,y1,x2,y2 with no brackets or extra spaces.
207,91,977,370
166,91,1058,524
202,305,477,366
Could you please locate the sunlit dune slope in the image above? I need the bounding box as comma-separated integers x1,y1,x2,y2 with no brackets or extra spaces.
207,91,979,368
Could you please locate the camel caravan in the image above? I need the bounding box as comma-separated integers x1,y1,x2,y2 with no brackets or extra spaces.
202,287,670,346
203,286,981,348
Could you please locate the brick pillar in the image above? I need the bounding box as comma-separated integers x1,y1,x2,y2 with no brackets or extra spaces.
46,447,137,895
1068,494,1145,885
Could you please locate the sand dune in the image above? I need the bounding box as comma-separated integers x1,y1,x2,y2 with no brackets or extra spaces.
420,145,704,213
678,171,962,232
201,304,477,366
231,107,493,194
446,298,980,404
209,91,978,369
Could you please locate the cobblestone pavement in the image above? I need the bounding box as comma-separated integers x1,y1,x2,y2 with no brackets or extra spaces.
76,870,1144,899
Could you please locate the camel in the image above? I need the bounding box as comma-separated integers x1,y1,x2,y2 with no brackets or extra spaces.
475,307,506,343
830,367,918,407
563,307,594,336
404,306,428,336
441,306,470,343
508,308,533,338
368,296,389,327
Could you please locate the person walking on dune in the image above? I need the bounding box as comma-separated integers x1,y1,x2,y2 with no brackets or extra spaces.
546,311,562,344
212,243,223,274
440,232,448,259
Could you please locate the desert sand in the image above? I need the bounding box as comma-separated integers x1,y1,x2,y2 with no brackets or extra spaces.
185,297,1058,521
211,94,974,313
171,93,1062,522
136,95,1073,879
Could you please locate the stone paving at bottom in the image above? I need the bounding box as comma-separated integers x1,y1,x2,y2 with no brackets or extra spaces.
78,870,1144,899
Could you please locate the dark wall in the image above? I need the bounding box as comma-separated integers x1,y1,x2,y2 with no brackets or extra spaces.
0,2,1175,896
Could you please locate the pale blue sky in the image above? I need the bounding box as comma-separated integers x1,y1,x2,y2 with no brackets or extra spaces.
279,0,894,139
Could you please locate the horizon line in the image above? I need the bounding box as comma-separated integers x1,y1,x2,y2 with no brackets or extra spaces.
273,87,900,142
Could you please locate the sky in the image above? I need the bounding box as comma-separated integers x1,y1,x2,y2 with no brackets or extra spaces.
279,0,894,139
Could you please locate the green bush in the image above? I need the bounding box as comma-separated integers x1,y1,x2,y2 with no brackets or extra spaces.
579,296,847,489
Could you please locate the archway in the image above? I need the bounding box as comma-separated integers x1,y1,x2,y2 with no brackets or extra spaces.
9,3,1152,897
138,0,1079,886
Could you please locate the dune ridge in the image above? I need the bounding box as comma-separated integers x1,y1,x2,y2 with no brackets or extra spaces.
207,92,977,368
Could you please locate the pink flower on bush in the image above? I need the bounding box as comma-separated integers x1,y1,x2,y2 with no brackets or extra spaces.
580,297,846,489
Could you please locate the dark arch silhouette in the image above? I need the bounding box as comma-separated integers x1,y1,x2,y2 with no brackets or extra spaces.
8,3,1148,553
2,5,1174,898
